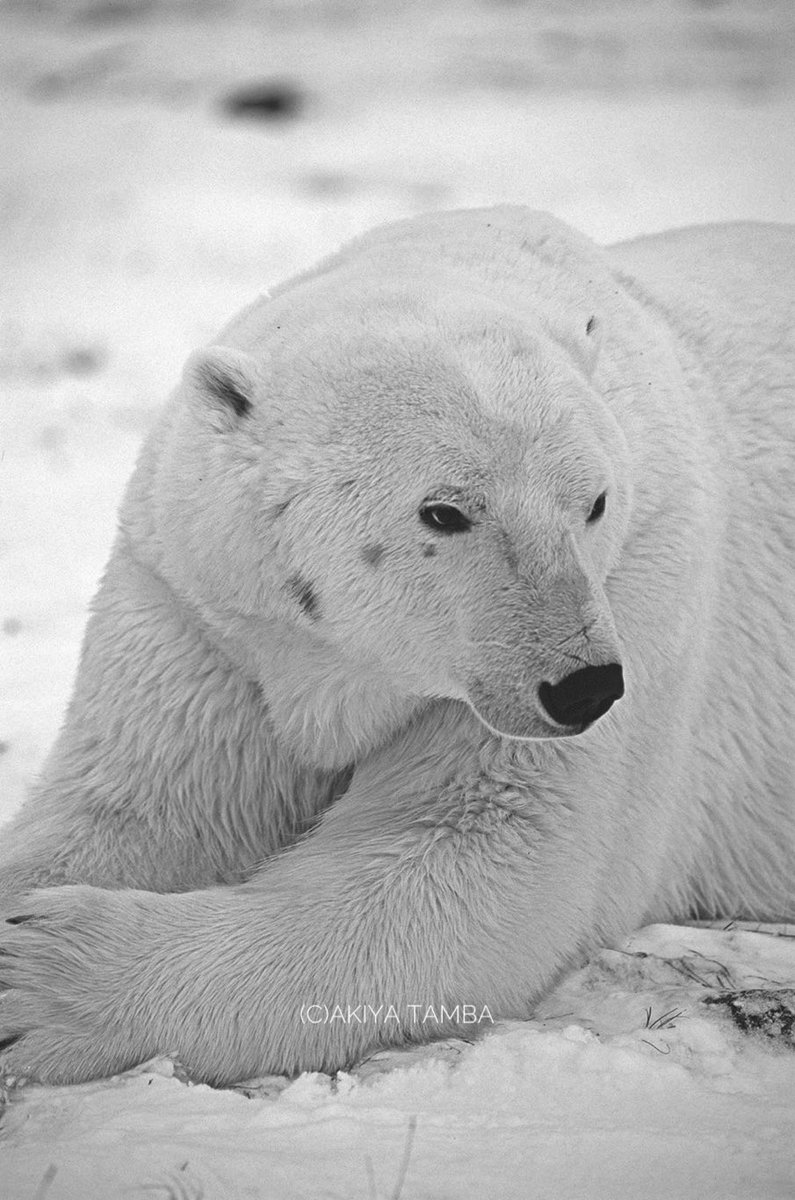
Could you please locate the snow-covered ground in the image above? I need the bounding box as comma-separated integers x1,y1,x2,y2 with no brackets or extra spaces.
1,2,794,1196
2,923,795,1198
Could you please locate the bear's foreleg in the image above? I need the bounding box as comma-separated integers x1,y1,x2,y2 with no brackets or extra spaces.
0,706,603,1085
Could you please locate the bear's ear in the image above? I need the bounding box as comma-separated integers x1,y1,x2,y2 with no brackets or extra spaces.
182,346,263,429
563,313,602,379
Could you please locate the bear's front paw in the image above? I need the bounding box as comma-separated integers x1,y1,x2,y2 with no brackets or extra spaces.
0,885,157,1084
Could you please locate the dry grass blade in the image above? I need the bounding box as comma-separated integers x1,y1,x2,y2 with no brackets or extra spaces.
391,1116,418,1200
644,1006,685,1030
364,1115,418,1200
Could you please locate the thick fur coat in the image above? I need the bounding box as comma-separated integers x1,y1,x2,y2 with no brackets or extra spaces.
1,207,793,1085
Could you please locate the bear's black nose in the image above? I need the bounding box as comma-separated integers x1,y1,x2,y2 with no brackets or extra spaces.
538,663,624,728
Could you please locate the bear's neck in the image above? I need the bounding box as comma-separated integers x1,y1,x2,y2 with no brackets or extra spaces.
196,607,423,771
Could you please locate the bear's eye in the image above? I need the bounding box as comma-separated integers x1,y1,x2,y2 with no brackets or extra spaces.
587,491,607,524
419,502,472,534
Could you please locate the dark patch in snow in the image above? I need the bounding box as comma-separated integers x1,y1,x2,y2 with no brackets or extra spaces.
300,170,356,197
223,81,305,121
74,1,156,26
62,346,104,375
37,426,67,453
704,989,795,1048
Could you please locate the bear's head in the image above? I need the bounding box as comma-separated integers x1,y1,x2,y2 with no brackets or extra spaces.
142,213,634,766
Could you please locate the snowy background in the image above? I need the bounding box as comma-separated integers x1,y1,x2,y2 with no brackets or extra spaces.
1,1,794,1196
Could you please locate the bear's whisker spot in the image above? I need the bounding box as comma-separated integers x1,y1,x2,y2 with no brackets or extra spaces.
287,574,320,620
361,543,386,567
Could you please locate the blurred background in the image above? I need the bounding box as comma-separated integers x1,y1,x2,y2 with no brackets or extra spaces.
1,0,794,821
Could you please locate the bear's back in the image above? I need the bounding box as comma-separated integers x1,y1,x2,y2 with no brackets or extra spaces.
610,222,794,918
608,222,794,376
609,221,793,521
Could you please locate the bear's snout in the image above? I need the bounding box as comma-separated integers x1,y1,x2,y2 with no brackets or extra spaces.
538,663,624,730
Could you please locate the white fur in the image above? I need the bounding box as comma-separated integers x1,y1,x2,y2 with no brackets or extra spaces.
1,208,792,1085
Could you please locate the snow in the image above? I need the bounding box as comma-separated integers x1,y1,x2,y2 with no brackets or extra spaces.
1,2,793,1197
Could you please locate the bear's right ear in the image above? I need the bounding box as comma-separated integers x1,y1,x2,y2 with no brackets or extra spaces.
182,346,263,430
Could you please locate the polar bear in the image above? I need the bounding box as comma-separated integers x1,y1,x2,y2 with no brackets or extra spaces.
1,208,793,1086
